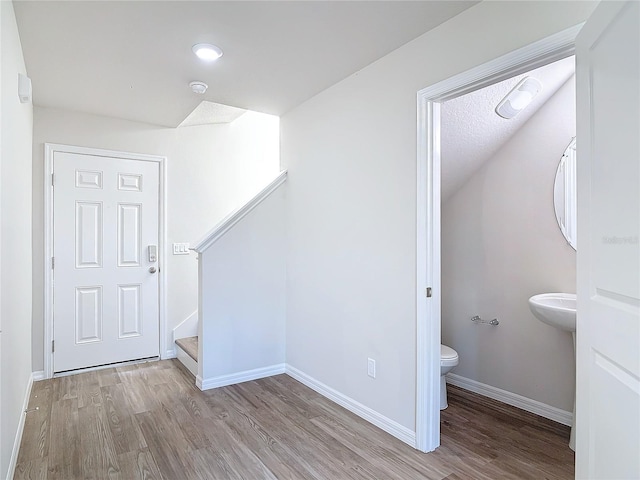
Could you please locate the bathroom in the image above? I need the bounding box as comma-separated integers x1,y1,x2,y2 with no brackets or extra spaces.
438,56,577,437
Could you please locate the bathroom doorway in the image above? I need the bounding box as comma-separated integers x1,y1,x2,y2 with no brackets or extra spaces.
438,55,577,442
413,26,581,452
416,7,640,478
417,4,639,477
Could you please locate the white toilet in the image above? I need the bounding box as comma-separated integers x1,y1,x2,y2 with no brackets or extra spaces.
440,344,459,409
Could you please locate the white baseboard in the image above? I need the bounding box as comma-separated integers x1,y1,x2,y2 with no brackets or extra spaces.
197,363,286,391
446,373,573,426
162,349,177,360
6,372,37,480
31,370,46,382
285,364,416,448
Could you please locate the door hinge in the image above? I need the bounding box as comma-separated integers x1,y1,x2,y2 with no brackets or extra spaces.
51,173,55,186
51,256,55,269
52,340,55,353
426,287,432,298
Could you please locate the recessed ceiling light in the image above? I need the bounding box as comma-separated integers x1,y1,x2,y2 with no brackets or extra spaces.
495,77,543,119
192,43,223,62
189,81,208,94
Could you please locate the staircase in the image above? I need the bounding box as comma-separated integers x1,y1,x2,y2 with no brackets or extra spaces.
175,336,198,377
177,170,287,391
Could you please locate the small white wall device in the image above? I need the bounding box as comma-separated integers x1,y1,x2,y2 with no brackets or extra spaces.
148,245,158,262
18,73,32,104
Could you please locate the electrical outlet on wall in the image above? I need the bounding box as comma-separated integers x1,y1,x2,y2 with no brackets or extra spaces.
367,358,376,378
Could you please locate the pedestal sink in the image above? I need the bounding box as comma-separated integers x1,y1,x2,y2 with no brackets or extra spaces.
528,293,576,450
529,293,576,332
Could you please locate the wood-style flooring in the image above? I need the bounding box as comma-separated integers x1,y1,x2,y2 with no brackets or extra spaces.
14,360,573,479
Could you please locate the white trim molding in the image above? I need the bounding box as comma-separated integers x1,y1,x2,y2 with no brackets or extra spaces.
31,371,46,382
197,364,286,391
447,373,573,426
415,24,583,453
193,170,287,253
286,365,416,448
43,143,168,378
415,97,442,454
7,372,37,480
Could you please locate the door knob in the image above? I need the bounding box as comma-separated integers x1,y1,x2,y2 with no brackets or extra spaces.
149,266,157,274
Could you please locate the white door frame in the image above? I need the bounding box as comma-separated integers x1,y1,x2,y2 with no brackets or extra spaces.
415,25,583,452
43,143,168,379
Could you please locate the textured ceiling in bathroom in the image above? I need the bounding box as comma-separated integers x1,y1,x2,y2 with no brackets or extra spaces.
441,56,575,201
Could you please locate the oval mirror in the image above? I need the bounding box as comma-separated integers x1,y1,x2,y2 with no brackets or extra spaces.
553,138,577,250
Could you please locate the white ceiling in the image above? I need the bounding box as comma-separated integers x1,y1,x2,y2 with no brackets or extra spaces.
441,56,576,201
14,1,477,127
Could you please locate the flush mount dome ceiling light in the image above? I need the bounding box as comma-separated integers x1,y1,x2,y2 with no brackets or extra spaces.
192,43,223,62
189,81,208,94
495,77,543,119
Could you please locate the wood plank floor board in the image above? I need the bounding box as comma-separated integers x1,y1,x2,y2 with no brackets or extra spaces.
188,447,243,480
347,463,386,480
305,392,456,479
76,371,103,409
215,380,268,412
97,368,122,388
51,374,77,402
310,414,453,480
240,383,379,473
230,397,357,479
101,383,148,455
246,397,380,475
195,418,278,480
45,398,80,480
447,384,570,437
77,401,121,479
19,381,52,461
115,367,161,415
12,458,48,480
258,376,326,420
134,410,198,480
15,360,574,479
154,388,211,452
116,449,162,480
442,391,573,480
198,388,236,421
215,408,321,480
178,390,212,422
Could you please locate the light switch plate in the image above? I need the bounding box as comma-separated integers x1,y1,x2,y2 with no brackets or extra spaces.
172,243,190,255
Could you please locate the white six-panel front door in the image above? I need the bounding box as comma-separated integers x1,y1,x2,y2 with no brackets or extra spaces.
53,151,160,373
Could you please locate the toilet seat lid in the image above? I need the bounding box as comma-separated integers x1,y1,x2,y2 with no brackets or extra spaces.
441,345,458,360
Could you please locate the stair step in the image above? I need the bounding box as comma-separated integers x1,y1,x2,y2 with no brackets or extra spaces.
175,336,198,362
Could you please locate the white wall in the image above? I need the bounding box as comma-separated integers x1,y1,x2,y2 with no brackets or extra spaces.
1,1,34,477
198,184,286,385
32,107,279,369
281,1,596,432
442,76,576,411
